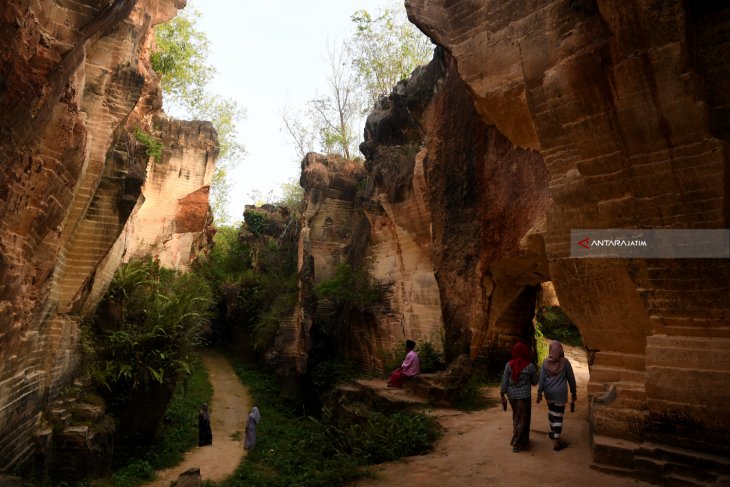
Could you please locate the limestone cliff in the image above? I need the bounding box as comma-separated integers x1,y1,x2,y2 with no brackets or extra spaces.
104,115,218,275
407,0,730,482
0,0,215,470
285,49,549,378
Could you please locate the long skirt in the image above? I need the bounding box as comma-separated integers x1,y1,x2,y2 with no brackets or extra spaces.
198,418,212,446
244,416,257,450
547,402,566,439
508,397,531,450
388,370,410,388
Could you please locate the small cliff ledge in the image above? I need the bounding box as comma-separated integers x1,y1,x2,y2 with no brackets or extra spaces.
407,0,730,483
0,0,216,470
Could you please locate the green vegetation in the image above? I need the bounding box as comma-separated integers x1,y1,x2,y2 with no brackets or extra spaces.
351,5,434,106
314,262,382,310
451,375,497,411
109,358,213,487
133,127,163,161
223,361,440,487
242,209,267,235
282,3,433,161
85,257,213,392
194,207,299,354
535,306,583,347
150,5,245,223
110,460,154,487
417,339,445,374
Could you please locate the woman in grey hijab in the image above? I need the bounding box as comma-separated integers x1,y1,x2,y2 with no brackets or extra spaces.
244,406,260,451
537,341,577,451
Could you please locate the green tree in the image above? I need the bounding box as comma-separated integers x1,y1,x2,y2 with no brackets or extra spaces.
282,43,361,160
281,3,432,162
350,4,434,107
151,6,245,223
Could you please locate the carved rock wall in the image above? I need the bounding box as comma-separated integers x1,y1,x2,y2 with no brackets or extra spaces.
418,51,550,367
287,50,550,376
0,0,189,470
407,0,730,482
276,154,364,375
360,48,549,368
118,115,217,271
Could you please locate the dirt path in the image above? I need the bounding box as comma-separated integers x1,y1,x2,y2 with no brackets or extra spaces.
146,351,251,486
349,346,652,487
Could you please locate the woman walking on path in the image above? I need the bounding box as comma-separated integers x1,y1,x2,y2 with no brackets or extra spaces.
198,403,213,446
537,340,577,451
244,406,260,451
500,342,539,452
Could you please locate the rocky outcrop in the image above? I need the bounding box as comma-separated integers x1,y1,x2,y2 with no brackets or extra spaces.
284,50,549,377
359,48,549,369
109,115,217,272
407,0,730,482
0,0,216,471
272,154,365,375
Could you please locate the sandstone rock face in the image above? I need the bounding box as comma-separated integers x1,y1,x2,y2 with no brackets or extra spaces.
116,115,217,271
285,50,549,378
415,50,549,367
0,0,204,470
360,48,549,369
407,0,730,482
274,154,365,375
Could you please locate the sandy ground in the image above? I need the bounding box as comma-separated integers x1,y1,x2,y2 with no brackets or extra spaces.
348,346,653,487
145,351,251,486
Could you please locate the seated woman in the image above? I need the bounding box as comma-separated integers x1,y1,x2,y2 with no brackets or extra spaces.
387,339,420,388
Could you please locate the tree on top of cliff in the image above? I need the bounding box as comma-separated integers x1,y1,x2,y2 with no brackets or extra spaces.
151,6,245,223
281,2,432,162
350,4,433,107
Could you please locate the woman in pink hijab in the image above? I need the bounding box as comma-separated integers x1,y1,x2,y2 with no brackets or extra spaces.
537,340,577,451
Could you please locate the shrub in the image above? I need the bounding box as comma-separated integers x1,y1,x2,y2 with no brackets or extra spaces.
417,339,445,373
535,306,582,346
86,257,214,396
133,127,163,161
315,262,382,310
318,408,439,465
111,459,154,487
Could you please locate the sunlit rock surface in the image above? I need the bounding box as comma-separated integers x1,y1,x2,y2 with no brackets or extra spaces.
115,115,217,271
284,50,550,378
0,0,217,470
407,0,730,482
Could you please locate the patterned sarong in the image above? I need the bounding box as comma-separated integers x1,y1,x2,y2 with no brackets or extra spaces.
508,397,532,450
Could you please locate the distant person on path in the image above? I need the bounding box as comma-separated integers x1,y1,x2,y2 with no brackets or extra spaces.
387,339,420,388
537,340,577,451
198,403,212,446
244,406,261,451
500,342,539,452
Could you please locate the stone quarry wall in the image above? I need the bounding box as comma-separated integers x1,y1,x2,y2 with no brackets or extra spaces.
284,49,550,375
0,0,218,471
114,115,217,271
358,48,550,369
407,0,730,482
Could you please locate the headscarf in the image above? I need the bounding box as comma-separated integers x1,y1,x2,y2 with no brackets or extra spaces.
250,406,261,424
199,403,210,421
544,340,567,377
508,342,531,382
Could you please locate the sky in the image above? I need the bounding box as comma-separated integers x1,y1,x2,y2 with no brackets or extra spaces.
173,0,399,223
